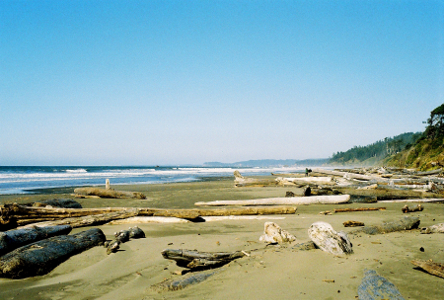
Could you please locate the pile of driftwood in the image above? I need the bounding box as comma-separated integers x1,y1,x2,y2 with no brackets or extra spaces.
234,167,444,202
0,203,297,231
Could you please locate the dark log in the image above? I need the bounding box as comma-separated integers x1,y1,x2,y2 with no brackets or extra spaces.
0,228,105,278
151,269,219,292
343,221,365,227
349,216,420,235
402,204,423,213
333,187,437,200
358,269,405,300
74,187,146,199
161,249,245,269
334,207,386,213
0,225,72,256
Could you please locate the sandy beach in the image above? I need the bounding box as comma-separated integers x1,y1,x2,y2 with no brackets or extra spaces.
1,177,443,300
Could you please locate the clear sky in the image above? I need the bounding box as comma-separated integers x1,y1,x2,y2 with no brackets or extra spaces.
1,1,443,166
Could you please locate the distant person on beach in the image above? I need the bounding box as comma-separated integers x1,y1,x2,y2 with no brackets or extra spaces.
305,168,309,177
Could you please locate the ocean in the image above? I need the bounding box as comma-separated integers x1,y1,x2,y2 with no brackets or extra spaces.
0,166,305,195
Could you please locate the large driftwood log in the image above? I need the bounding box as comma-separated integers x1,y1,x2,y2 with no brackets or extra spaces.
349,216,420,235
161,249,246,269
312,168,383,181
0,225,72,256
333,187,438,200
411,260,444,278
195,195,350,206
401,204,423,213
0,228,105,278
358,269,405,300
307,222,353,255
74,187,146,199
259,222,296,244
378,198,444,203
276,177,336,187
24,199,82,208
234,171,276,187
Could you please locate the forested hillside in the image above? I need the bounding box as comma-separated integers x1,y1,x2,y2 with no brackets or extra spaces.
330,132,422,165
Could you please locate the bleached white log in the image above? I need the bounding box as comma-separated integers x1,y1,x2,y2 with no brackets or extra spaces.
280,177,333,183
195,195,350,206
312,168,388,182
259,222,296,244
421,223,444,234
106,216,191,224
308,221,353,255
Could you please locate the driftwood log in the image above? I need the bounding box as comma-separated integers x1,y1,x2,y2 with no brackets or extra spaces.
334,207,386,213
343,221,365,227
349,216,420,235
0,228,105,278
1,204,297,230
401,204,423,213
162,249,245,269
234,171,276,187
24,199,82,208
151,269,219,292
358,269,405,300
259,222,296,244
74,187,146,199
195,195,350,206
308,222,353,255
0,225,72,256
411,259,444,279
420,223,444,234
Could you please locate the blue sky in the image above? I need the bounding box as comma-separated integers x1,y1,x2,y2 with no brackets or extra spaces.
1,0,443,165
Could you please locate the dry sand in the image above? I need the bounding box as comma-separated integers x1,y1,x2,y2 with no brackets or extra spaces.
1,178,443,300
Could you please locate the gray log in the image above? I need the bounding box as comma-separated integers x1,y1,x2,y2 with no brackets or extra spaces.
0,228,105,278
151,269,219,292
161,249,245,269
358,269,405,300
349,216,420,235
0,225,72,256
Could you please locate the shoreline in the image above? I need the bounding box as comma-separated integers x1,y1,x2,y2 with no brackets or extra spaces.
0,178,443,299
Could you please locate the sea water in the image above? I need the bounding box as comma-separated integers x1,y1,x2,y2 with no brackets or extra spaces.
0,166,305,195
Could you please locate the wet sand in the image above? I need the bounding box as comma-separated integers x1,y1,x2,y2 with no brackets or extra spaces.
0,178,443,300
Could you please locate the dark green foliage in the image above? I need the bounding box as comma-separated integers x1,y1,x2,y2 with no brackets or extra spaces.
425,103,444,140
330,132,422,164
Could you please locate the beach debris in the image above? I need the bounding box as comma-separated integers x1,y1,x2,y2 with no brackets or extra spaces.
104,240,120,254
151,269,219,292
161,249,246,269
0,203,298,230
0,228,106,278
115,230,130,243
322,279,335,283
292,241,318,251
106,178,111,190
0,225,72,256
319,210,332,215
420,223,444,234
349,216,420,235
74,187,146,199
25,199,82,209
234,171,276,187
259,222,296,244
128,226,145,238
202,216,286,222
401,204,423,213
276,176,336,187
358,269,405,300
195,195,350,206
285,191,295,197
411,259,444,279
308,222,353,255
334,207,386,213
107,216,191,224
343,221,365,227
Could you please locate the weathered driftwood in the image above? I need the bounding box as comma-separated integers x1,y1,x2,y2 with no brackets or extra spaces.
107,216,191,224
312,168,383,182
333,187,438,200
308,222,353,255
411,259,444,278
292,241,318,251
202,216,286,222
378,198,444,203
349,216,420,235
104,240,120,255
195,195,350,206
234,171,276,187
276,177,336,187
402,204,423,213
285,186,311,197
0,228,105,278
358,269,405,300
343,221,365,227
259,222,296,244
420,223,444,234
74,187,146,199
151,269,219,292
0,225,72,256
24,199,82,208
334,207,386,213
161,249,245,269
